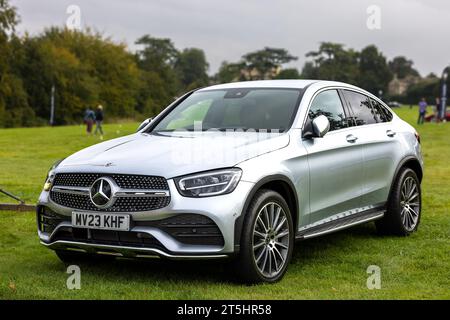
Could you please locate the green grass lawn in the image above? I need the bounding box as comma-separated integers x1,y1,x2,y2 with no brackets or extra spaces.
0,108,449,299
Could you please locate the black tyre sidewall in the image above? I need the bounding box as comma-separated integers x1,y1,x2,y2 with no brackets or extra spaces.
238,189,294,283
384,168,422,235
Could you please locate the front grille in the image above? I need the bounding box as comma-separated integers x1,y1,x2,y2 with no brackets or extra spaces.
50,191,170,212
52,227,164,249
135,214,224,246
53,173,169,190
50,173,170,212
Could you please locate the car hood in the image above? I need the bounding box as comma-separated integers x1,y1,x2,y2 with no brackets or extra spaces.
58,131,290,178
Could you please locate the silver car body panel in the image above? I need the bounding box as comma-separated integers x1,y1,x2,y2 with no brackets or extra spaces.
57,131,290,179
37,80,423,258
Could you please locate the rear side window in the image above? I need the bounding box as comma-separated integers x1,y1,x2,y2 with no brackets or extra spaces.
370,98,393,122
342,90,377,126
308,89,348,131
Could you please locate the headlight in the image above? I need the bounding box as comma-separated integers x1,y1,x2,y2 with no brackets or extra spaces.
43,159,64,191
175,168,242,197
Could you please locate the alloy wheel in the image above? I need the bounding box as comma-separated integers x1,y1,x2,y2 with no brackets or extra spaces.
400,176,420,231
252,202,290,278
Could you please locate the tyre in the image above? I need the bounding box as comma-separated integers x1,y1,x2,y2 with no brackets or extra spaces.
55,250,115,264
376,168,421,236
235,189,294,283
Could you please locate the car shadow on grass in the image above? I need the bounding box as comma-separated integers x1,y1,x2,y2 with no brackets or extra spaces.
291,222,381,262
61,255,235,284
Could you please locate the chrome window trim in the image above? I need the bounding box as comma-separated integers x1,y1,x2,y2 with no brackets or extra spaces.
300,85,396,134
300,86,353,134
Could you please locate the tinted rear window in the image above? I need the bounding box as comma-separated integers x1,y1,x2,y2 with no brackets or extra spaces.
370,98,393,122
343,90,377,126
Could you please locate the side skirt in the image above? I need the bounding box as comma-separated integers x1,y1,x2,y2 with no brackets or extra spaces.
295,207,385,240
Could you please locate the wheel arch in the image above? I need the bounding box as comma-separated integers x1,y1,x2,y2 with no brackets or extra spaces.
388,156,423,200
234,175,299,253
402,158,423,182
395,156,423,182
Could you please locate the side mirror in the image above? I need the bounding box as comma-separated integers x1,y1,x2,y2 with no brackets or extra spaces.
312,115,330,137
303,115,330,139
137,117,153,132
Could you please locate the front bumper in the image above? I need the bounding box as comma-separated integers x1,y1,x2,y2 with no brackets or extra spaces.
37,179,255,258
40,240,229,260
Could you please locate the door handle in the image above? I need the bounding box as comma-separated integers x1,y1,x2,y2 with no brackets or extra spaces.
386,130,396,137
346,134,358,143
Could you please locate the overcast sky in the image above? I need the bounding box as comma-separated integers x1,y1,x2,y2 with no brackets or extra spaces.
11,0,450,76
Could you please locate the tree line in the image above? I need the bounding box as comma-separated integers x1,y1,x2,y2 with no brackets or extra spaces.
0,0,442,128
0,1,212,127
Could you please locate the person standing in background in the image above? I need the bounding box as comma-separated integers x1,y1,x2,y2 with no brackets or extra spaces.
83,107,96,135
435,97,441,123
94,104,104,139
417,97,427,125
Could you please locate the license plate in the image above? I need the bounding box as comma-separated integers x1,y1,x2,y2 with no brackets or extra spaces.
72,212,130,231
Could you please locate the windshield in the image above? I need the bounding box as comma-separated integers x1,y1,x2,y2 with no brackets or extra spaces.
151,88,302,132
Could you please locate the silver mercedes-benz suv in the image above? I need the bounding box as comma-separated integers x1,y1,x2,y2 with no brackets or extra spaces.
37,80,423,283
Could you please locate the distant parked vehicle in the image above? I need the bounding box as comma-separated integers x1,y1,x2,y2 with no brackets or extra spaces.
425,112,450,122
387,101,402,108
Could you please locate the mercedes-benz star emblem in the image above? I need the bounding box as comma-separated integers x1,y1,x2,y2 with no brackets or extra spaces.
90,177,115,208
